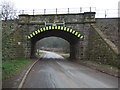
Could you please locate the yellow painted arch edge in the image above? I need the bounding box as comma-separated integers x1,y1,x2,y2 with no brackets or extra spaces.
27,26,84,39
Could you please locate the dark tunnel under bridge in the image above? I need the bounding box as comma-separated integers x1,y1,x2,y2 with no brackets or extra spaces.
27,26,84,60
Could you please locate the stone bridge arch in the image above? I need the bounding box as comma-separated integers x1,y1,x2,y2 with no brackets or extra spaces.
27,26,84,59
18,12,95,60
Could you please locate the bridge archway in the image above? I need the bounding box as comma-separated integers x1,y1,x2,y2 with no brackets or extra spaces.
28,26,84,60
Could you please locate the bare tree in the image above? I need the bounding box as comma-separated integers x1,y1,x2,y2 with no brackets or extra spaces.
0,0,17,20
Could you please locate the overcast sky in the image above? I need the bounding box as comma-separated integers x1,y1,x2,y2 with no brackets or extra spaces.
1,0,120,17
2,0,119,10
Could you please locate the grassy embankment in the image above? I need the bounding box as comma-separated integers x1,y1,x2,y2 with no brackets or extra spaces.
61,53,70,58
58,52,118,71
84,60,119,71
2,50,44,79
55,52,70,59
2,59,32,79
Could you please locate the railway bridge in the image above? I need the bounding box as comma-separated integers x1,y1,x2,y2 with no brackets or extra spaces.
2,12,119,67
18,12,95,60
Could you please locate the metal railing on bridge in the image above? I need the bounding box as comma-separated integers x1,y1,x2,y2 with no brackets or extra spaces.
19,7,96,15
17,7,118,18
0,7,119,19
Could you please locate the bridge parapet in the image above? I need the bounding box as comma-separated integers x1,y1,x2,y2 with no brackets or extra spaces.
84,12,96,23
18,12,96,25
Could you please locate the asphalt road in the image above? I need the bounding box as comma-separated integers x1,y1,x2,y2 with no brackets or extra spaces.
22,51,118,88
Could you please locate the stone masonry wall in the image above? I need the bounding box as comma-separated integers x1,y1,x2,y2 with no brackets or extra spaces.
2,20,25,61
86,24,118,67
19,13,95,59
96,18,118,47
2,16,119,62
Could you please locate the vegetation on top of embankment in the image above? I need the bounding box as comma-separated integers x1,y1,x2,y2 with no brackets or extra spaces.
2,59,32,79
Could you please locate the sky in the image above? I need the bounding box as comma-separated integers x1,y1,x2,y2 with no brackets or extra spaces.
1,0,119,10
1,0,120,17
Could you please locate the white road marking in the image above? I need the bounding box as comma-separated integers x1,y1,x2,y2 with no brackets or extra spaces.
56,61,75,77
56,61,62,66
67,70,76,77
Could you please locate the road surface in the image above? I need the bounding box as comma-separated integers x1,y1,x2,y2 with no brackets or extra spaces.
22,51,118,88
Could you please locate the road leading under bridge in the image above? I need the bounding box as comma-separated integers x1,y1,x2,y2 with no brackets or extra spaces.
22,51,118,88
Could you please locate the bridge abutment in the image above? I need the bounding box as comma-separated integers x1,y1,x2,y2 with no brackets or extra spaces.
70,40,83,60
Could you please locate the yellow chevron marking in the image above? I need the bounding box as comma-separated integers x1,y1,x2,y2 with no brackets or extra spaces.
55,26,57,29
80,36,84,39
49,26,51,29
58,26,61,29
72,31,75,34
43,27,46,31
30,34,33,37
78,34,81,37
35,31,38,34
40,28,43,32
28,26,84,40
28,36,31,39
64,27,66,30
52,26,54,29
37,29,40,33
61,27,63,30
67,28,69,32
70,29,73,32
32,32,35,36
75,32,78,35
46,27,48,30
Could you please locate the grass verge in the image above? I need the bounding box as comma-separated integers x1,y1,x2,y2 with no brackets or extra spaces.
85,61,119,71
77,60,119,77
60,53,70,58
36,50,44,56
2,59,32,79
